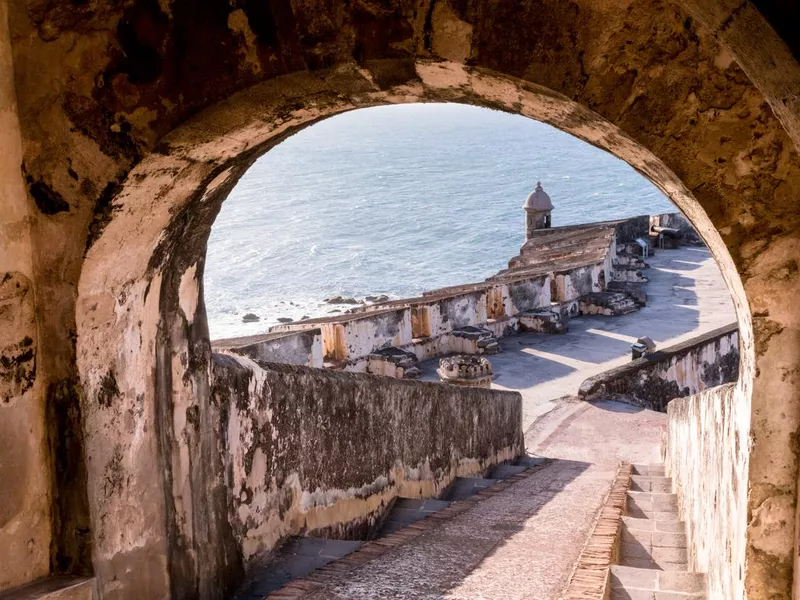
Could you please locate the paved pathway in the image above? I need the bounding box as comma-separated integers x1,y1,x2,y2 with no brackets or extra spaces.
421,246,735,444
274,247,728,599
304,400,665,600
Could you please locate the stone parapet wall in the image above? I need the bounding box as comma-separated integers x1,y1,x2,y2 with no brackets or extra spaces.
255,274,552,369
229,257,615,372
210,353,523,573
665,383,749,600
212,329,324,368
612,215,651,244
578,324,739,411
650,213,703,245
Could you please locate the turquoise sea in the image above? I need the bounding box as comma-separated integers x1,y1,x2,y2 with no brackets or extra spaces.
205,103,674,339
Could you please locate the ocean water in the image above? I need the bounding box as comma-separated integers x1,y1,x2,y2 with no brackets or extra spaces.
205,103,674,339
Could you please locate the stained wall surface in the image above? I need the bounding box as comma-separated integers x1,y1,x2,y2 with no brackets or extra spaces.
1,0,799,598
0,1,50,589
579,324,740,411
666,383,750,600
211,355,522,577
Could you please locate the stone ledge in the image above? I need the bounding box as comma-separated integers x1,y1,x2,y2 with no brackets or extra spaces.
577,323,739,410
264,460,550,599
559,463,632,600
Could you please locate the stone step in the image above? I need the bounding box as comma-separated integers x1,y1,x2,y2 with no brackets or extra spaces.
622,516,686,534
619,520,689,571
0,577,95,600
630,475,672,493
631,464,666,477
626,491,679,520
441,477,498,501
579,292,639,316
610,566,705,599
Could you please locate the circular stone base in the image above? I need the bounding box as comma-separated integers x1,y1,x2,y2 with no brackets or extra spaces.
437,355,493,388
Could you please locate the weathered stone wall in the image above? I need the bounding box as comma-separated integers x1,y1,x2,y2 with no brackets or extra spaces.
665,383,749,600
3,0,800,596
556,264,603,301
0,3,51,589
508,276,552,313
651,212,703,244
579,324,739,411
613,216,651,244
211,354,522,572
212,330,324,368
255,272,559,370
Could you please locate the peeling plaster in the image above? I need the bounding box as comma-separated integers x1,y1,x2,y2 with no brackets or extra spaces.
178,263,199,325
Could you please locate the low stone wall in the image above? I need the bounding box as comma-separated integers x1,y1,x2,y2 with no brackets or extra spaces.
613,215,650,243
211,353,523,570
264,273,554,370
650,212,703,245
664,383,749,600
213,329,324,367
578,324,739,411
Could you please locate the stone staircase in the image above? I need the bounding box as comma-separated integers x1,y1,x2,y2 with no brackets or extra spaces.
236,457,542,599
579,292,638,316
451,326,501,355
609,463,706,599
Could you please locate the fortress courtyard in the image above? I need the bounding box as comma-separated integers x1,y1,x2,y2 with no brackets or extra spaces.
235,245,738,600
421,245,736,442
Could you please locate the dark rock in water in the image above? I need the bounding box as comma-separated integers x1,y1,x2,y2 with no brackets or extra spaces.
325,296,359,305
277,317,294,323
242,313,260,323
328,309,341,313
301,315,309,320
365,294,390,303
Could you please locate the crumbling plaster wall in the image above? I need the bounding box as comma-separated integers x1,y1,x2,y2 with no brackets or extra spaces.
0,2,50,590
3,0,798,597
579,324,739,411
214,330,324,369
211,354,522,569
666,383,749,600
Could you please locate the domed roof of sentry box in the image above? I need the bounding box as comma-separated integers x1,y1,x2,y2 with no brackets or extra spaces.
524,182,553,211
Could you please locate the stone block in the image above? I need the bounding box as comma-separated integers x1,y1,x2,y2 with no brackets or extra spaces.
610,566,658,589
652,532,687,548
657,571,706,593
518,309,568,334
652,546,688,563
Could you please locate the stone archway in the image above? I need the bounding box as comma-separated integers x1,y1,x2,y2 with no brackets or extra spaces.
75,60,753,599
2,1,800,599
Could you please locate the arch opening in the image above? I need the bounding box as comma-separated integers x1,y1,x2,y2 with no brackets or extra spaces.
205,102,681,339
202,102,739,430
75,62,753,599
